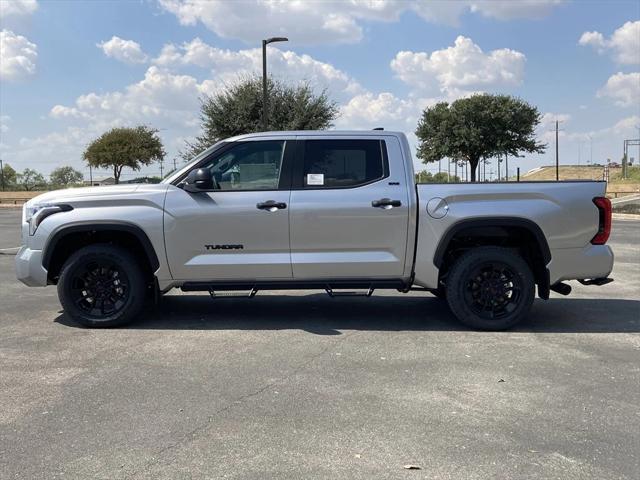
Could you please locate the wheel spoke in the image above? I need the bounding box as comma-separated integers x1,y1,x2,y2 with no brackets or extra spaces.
464,260,524,320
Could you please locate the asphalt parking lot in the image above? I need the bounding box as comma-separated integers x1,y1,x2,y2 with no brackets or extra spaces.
0,208,638,479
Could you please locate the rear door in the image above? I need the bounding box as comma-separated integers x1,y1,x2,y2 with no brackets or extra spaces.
289,136,410,279
163,138,294,281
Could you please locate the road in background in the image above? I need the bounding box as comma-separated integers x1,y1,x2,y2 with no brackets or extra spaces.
0,209,638,479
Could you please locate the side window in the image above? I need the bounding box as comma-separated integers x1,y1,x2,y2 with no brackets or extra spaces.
202,140,285,190
302,139,387,188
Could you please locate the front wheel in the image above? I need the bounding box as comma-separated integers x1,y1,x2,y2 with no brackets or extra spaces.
57,244,146,328
445,247,535,330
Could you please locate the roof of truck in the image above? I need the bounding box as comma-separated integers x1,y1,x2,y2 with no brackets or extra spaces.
225,130,405,142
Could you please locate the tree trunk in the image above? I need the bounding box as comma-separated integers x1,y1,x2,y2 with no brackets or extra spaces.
114,166,120,184
469,157,479,182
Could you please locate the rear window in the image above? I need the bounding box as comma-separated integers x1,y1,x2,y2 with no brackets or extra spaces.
302,139,387,188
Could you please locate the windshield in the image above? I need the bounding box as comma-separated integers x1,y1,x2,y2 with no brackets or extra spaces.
162,141,228,184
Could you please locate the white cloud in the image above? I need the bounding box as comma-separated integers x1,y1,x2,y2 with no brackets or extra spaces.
391,36,525,96
0,29,37,81
0,114,10,133
154,38,362,101
50,66,203,129
538,112,571,143
0,0,38,17
337,92,419,130
541,112,571,124
567,115,640,143
158,0,564,45
579,21,640,65
97,36,148,64
469,0,565,21
597,72,640,108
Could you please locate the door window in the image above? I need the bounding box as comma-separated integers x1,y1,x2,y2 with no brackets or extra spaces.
302,139,387,188
201,140,285,190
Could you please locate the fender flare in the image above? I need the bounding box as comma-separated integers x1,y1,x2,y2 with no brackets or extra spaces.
432,217,552,269
42,223,160,273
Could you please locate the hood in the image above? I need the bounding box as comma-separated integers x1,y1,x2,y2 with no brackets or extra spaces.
26,184,144,206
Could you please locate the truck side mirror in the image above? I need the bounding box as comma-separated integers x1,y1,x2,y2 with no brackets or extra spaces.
184,168,214,192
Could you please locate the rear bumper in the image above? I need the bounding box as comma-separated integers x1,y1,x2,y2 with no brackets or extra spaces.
547,244,614,285
15,246,48,287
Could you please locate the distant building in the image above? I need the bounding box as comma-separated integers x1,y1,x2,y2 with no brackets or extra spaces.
83,176,115,186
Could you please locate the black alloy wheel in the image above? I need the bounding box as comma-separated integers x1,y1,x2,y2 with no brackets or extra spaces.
58,244,146,327
445,246,535,330
69,259,130,318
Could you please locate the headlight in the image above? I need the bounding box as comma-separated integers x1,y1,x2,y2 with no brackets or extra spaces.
24,203,73,235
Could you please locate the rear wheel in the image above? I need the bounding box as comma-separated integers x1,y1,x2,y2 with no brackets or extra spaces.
57,244,146,328
445,247,534,330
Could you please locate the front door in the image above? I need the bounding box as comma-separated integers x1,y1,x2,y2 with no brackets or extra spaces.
289,137,410,279
164,139,293,281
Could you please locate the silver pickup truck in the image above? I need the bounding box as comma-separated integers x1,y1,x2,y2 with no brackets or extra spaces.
16,130,614,330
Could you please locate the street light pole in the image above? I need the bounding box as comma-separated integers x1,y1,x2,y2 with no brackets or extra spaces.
0,158,5,191
262,36,288,131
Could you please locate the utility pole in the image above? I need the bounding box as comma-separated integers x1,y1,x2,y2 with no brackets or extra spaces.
0,158,4,191
588,134,593,166
262,36,288,131
555,120,560,181
173,157,177,171
159,159,164,179
505,153,508,181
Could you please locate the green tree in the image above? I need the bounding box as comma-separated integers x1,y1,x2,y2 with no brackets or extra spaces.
1,163,17,188
50,166,83,187
83,126,165,184
415,94,546,182
184,76,338,159
415,170,461,183
18,168,46,191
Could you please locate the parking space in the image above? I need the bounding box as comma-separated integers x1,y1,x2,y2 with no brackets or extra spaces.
0,208,638,479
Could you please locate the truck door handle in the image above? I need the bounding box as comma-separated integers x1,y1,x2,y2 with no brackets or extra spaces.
256,200,287,211
371,198,402,208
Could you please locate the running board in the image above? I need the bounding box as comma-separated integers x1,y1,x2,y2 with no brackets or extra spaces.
181,279,406,292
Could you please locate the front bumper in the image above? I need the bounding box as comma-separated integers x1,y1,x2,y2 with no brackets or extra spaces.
15,246,48,287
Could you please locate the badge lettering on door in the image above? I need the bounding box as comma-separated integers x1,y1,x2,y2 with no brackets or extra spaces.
205,244,244,250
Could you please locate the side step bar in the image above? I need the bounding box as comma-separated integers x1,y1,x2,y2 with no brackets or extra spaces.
325,287,374,297
209,287,258,299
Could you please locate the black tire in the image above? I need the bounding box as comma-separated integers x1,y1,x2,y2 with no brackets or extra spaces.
431,287,446,300
57,244,146,328
445,246,535,330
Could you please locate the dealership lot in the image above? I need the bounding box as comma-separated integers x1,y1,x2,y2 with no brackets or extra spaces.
0,208,638,479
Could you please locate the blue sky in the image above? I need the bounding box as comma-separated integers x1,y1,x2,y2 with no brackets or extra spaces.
1,0,639,181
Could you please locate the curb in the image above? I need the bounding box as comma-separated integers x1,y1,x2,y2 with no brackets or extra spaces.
0,247,19,255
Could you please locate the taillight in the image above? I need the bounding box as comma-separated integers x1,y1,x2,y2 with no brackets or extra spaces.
591,197,611,245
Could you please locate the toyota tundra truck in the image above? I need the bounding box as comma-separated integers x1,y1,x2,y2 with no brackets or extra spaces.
15,130,614,330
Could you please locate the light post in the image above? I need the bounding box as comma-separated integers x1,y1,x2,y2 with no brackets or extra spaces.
262,36,288,131
0,158,4,191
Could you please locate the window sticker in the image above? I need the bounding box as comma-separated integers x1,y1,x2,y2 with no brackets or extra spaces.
306,173,324,186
